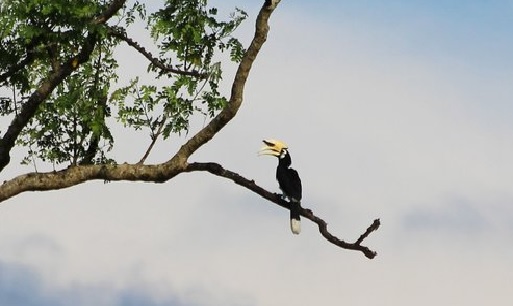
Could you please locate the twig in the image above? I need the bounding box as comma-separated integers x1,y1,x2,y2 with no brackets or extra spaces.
138,116,166,164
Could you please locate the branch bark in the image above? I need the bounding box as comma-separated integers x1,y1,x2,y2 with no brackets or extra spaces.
0,159,185,202
185,162,380,259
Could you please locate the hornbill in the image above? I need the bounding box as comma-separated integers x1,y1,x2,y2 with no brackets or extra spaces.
259,139,302,234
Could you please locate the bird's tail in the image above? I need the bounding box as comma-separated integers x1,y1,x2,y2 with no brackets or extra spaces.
290,201,301,235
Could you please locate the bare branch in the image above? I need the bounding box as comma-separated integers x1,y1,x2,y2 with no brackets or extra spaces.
185,162,380,259
108,27,208,78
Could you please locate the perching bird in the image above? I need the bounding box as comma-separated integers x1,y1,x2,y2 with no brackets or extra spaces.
259,139,302,234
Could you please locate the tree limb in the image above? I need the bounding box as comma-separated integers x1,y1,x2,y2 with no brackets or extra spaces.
107,27,208,78
0,158,186,202
184,162,379,259
138,115,166,164
0,157,379,258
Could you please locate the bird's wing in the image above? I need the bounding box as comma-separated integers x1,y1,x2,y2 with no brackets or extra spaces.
284,168,302,202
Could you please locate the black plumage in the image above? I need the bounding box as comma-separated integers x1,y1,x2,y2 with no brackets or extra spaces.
259,139,302,234
276,149,302,202
276,149,302,234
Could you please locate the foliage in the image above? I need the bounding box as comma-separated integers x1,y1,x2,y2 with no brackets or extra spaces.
111,0,247,141
18,45,117,165
0,0,107,93
0,0,247,167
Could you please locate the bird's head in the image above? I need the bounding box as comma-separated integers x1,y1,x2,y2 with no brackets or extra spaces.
258,139,289,159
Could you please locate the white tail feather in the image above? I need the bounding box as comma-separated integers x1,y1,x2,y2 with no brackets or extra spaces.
290,219,301,235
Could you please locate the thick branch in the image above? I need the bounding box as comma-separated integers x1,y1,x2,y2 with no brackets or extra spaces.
0,0,127,172
108,27,207,78
185,162,380,259
0,158,186,202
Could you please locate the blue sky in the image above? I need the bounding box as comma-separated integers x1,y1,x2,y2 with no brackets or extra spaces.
1,0,513,305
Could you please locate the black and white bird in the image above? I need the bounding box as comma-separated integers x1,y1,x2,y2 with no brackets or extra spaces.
259,139,302,234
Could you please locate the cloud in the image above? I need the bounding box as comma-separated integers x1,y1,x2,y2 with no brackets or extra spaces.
0,262,50,306
401,198,488,234
0,260,250,306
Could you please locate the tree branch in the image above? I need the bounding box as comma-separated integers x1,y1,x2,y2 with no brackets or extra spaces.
138,115,166,164
0,157,380,258
107,27,207,78
184,162,380,259
0,157,187,202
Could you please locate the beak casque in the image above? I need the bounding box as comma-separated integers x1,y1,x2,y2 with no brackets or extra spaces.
258,139,288,157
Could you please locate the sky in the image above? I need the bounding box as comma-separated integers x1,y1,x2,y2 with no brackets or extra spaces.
1,0,513,305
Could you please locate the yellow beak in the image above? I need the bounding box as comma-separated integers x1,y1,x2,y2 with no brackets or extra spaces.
258,139,288,157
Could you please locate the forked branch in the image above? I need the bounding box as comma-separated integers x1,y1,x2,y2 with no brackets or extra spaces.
185,162,380,259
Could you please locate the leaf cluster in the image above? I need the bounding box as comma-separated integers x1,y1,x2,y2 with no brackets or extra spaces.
0,0,108,92
110,0,247,142
18,46,117,166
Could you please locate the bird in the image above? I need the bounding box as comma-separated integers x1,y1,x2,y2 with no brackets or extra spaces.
259,139,302,234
